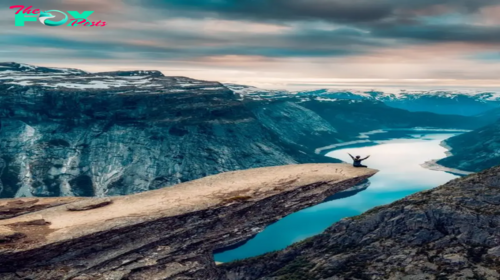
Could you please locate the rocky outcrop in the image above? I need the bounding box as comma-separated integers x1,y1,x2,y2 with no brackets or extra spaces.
220,165,500,280
0,163,376,280
437,120,500,172
0,197,81,219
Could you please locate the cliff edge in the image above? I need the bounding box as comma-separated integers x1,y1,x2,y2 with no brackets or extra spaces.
0,163,376,280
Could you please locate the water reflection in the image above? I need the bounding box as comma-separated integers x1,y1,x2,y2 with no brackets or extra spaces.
323,180,370,202
214,133,459,263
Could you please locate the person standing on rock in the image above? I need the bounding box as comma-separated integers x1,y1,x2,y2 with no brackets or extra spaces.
348,153,370,168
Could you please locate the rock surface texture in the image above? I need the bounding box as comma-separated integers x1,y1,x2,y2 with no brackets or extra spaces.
0,163,376,280
221,166,500,280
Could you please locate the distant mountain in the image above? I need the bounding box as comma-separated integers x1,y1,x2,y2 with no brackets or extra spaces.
249,98,485,155
0,61,88,75
225,84,291,100
437,120,500,172
379,92,500,116
227,83,500,117
473,107,500,124
299,99,482,138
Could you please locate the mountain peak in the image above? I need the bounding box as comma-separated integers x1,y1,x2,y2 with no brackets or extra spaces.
0,63,166,78
0,63,227,92
0,62,88,75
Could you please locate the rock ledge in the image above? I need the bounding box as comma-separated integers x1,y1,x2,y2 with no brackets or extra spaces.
0,164,376,279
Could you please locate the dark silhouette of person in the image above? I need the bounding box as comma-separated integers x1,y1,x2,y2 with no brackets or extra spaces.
348,153,370,168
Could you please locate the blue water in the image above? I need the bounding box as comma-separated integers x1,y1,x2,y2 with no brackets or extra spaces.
214,133,460,262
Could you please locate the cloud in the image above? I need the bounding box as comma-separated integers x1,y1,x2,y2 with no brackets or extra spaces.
118,0,500,46
3,0,500,88
0,25,371,60
371,24,500,43
126,0,498,24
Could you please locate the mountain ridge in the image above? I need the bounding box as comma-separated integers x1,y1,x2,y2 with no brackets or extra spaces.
227,83,500,116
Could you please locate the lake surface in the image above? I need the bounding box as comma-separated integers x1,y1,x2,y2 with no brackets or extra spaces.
214,132,460,263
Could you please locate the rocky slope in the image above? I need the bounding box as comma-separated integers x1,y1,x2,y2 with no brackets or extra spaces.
0,163,376,280
220,165,500,280
437,120,500,172
248,101,344,149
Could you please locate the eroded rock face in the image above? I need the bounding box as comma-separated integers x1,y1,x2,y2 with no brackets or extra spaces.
221,166,500,280
0,62,337,198
0,163,376,280
0,197,81,219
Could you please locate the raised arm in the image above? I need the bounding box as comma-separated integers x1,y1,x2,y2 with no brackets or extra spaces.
361,155,370,161
348,153,354,160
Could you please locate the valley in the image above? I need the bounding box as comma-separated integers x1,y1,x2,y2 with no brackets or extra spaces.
215,131,462,262
220,165,500,280
1,62,500,279
0,62,494,198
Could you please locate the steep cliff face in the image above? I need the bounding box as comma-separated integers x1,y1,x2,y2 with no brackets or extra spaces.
437,120,500,172
250,101,344,149
0,63,334,198
220,166,500,280
0,164,376,280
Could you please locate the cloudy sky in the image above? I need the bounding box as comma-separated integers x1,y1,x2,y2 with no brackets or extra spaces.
3,0,500,90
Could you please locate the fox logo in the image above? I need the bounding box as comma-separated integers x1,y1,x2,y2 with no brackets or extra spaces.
10,5,105,27
38,10,68,26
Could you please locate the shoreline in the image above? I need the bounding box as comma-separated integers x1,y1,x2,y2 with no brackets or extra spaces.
420,160,473,176
315,140,371,155
315,128,471,155
316,129,473,176
439,140,454,157
217,133,467,263
420,140,473,176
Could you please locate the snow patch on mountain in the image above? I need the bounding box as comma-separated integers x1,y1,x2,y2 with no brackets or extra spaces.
224,83,500,104
0,62,227,93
